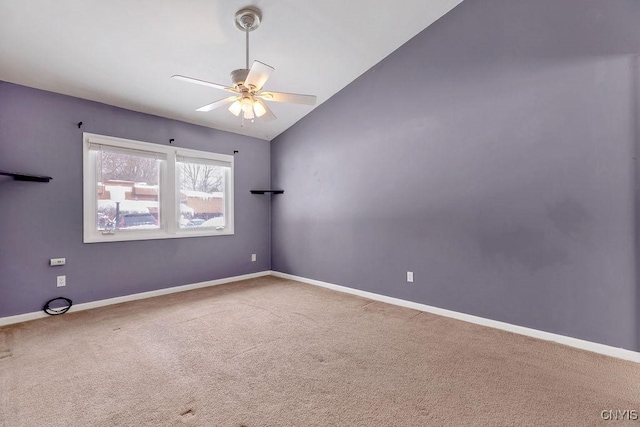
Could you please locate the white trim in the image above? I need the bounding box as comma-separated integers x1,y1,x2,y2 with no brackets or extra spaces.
3,269,637,364
0,271,271,327
271,271,640,364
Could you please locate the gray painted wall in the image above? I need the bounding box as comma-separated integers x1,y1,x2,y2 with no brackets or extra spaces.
0,82,271,318
271,0,640,351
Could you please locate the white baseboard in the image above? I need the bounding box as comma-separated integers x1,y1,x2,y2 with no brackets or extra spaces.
4,269,638,364
0,271,271,327
271,271,640,364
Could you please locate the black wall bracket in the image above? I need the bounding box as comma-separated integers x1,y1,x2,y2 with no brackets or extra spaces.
250,190,284,194
0,170,52,182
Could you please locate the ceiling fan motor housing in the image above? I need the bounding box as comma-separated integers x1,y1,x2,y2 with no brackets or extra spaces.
231,69,250,88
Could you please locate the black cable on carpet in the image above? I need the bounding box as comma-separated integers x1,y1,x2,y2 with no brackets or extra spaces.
43,297,73,315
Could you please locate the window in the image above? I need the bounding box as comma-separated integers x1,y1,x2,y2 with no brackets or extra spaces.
177,156,228,230
83,133,234,243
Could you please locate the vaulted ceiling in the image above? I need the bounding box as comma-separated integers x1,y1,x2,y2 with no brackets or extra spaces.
0,0,462,141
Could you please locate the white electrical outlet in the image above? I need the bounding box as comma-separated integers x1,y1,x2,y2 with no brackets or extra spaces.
57,275,66,287
407,271,414,283
251,254,257,262
50,258,66,266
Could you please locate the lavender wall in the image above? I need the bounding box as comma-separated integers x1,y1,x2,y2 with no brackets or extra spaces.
0,82,271,318
272,0,640,351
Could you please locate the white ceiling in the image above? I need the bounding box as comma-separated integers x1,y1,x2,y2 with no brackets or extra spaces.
0,0,462,141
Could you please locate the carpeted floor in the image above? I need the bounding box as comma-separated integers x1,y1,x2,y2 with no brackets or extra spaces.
0,276,638,426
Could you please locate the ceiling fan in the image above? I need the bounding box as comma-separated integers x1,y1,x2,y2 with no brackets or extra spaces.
172,7,317,125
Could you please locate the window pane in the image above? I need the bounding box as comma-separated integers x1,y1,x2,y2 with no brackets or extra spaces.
177,159,227,229
96,149,161,231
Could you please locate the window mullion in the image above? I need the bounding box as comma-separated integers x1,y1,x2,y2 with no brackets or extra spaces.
165,152,177,235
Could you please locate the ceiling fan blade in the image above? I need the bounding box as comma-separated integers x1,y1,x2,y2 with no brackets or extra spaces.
255,99,277,122
257,91,317,106
172,75,236,93
196,97,237,112
245,60,274,91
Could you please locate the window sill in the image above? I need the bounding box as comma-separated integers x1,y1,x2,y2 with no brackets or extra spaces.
83,228,234,243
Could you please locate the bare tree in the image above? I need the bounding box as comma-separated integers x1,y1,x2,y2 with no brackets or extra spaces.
97,152,223,192
99,152,159,184
180,163,223,192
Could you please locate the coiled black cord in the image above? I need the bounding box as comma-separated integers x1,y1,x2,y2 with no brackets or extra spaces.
43,297,73,315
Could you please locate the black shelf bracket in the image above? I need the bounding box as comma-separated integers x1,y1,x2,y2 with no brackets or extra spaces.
0,170,52,183
250,190,284,195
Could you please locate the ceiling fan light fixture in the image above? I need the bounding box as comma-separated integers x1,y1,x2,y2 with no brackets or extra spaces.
253,100,267,117
243,108,255,120
240,97,254,113
228,101,242,116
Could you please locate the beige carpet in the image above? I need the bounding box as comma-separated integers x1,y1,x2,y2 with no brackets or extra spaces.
0,276,638,426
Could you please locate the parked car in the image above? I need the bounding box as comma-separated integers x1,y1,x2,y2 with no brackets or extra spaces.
118,213,158,229
186,218,205,227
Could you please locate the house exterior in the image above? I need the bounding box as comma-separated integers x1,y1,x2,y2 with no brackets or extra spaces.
98,180,223,220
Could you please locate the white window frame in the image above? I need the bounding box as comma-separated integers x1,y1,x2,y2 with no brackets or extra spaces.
83,133,234,243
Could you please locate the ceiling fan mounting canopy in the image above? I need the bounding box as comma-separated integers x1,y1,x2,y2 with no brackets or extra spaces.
171,5,317,125
234,8,261,32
